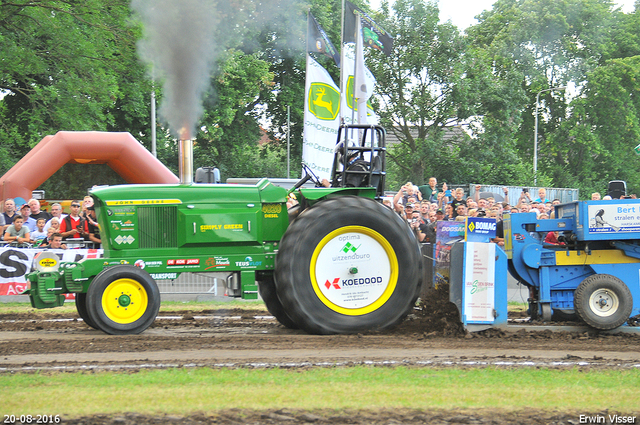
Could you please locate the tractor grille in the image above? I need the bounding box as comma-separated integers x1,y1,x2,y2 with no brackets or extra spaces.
138,206,178,248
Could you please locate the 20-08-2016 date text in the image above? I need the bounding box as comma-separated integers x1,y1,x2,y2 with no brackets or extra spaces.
4,415,61,424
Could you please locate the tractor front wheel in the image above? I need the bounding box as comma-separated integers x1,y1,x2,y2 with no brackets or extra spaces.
86,265,160,335
75,292,98,330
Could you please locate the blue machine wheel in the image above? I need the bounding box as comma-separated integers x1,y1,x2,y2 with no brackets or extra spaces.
574,274,633,330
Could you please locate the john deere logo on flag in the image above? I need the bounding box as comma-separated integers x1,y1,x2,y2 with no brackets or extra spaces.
345,76,375,114
309,83,340,120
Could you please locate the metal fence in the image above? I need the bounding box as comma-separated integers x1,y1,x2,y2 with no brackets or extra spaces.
155,272,227,295
467,185,579,205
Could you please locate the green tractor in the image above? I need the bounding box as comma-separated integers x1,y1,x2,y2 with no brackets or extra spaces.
24,124,423,335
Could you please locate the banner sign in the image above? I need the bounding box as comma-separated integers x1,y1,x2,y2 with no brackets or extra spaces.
0,248,103,296
435,221,465,281
302,55,341,180
588,204,640,233
465,217,497,242
463,242,495,323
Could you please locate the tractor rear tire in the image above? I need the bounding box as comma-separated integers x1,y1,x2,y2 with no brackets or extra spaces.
275,196,422,334
258,274,298,329
86,265,160,335
574,274,633,330
75,292,98,330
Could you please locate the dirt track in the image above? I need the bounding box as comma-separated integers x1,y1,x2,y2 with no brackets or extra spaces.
2,297,640,424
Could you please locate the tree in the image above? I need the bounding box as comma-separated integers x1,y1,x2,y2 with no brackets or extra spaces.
467,0,631,192
366,0,467,186
547,56,640,193
0,0,153,197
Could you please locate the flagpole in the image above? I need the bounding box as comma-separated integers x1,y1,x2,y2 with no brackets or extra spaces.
339,0,346,126
351,14,361,127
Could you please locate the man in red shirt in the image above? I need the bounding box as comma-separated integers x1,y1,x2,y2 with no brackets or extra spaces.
59,200,89,239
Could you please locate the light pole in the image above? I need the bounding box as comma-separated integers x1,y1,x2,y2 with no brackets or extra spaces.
534,86,566,185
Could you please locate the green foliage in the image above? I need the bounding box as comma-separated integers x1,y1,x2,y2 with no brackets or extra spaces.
3,0,640,197
468,0,640,195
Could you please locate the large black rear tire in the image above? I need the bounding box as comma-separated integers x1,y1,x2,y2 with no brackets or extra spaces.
275,196,422,334
574,273,632,330
258,273,298,329
86,265,160,335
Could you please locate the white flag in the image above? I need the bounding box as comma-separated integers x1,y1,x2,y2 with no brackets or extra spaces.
340,43,378,126
302,55,341,181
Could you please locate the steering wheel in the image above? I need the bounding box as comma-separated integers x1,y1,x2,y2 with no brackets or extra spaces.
299,163,323,188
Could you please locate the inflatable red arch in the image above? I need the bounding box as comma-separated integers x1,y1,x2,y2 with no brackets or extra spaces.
0,131,179,202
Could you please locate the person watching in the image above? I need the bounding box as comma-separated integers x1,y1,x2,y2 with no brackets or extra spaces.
86,205,101,246
2,198,17,233
4,215,30,246
418,177,439,203
44,203,66,232
28,198,52,222
42,233,67,250
534,188,548,203
408,210,427,242
59,201,89,240
30,218,48,246
19,204,37,232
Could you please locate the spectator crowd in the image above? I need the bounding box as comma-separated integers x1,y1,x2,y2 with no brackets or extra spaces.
1,196,101,249
386,178,638,247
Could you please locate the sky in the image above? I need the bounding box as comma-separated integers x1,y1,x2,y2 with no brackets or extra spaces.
437,0,636,29
369,0,637,29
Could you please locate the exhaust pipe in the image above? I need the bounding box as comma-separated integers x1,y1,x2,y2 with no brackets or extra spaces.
178,128,193,185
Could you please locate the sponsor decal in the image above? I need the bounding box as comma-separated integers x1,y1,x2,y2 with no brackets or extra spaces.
114,235,135,244
133,260,162,269
588,203,640,233
167,259,200,268
262,203,282,218
235,256,262,268
325,278,341,290
204,257,230,270
308,83,340,120
200,224,244,231
150,272,178,280
340,242,360,253
324,276,383,290
468,279,491,294
39,257,57,268
105,199,182,206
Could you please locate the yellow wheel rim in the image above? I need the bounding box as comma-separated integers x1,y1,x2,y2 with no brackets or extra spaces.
101,278,148,324
310,225,398,315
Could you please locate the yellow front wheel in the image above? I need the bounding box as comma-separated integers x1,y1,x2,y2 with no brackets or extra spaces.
102,278,149,324
87,266,160,335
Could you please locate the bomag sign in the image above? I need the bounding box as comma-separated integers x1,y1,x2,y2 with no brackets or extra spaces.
308,83,340,120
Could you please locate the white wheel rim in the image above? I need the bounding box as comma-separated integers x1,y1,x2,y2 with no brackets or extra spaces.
588,288,619,317
310,226,398,315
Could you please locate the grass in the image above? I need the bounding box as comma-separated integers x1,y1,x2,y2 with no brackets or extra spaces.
1,366,639,417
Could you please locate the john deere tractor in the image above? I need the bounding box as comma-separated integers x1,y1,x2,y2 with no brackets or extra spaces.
24,124,423,335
